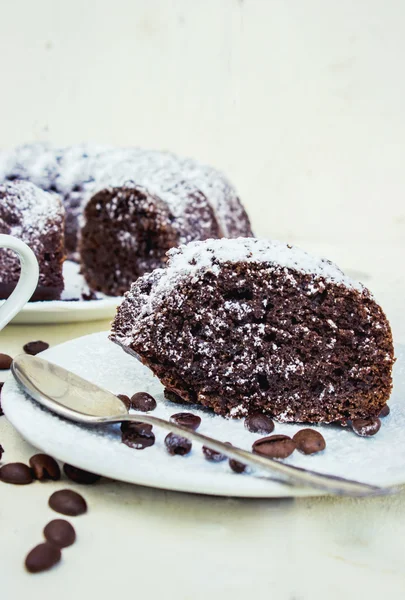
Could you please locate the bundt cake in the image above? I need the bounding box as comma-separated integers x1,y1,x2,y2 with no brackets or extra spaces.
110,238,394,423
0,144,253,296
0,181,65,301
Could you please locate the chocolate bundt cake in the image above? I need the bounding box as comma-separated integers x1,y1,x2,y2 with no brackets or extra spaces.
110,238,394,423
0,144,252,295
80,150,253,295
0,181,65,301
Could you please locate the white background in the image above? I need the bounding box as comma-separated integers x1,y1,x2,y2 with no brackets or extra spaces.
0,0,404,248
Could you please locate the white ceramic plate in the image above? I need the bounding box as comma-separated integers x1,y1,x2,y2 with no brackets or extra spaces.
0,261,123,324
2,332,404,498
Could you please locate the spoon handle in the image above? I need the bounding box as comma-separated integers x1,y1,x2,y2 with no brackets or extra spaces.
107,413,390,497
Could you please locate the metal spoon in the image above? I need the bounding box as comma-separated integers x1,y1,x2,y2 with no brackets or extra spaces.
11,354,392,497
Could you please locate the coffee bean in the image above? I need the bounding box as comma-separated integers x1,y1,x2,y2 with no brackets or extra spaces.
130,392,157,412
63,464,101,484
0,462,33,484
253,435,296,459
117,394,131,410
379,405,390,418
0,444,4,460
202,446,226,462
170,412,201,431
49,489,87,516
25,542,61,573
23,341,49,355
165,433,192,456
29,454,61,481
352,417,381,437
121,421,155,450
244,413,275,434
293,429,326,455
164,388,189,405
81,290,97,301
44,519,76,548
0,354,12,370
0,382,3,417
229,458,246,474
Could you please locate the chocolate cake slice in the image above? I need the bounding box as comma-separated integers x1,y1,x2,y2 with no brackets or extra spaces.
79,150,253,295
110,238,394,423
0,181,65,301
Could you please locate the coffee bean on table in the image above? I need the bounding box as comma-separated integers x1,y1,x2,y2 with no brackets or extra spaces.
49,489,87,516
170,412,201,431
253,435,296,459
244,413,275,435
352,417,381,437
379,405,390,418
0,354,12,370
202,446,227,462
23,341,49,355
63,464,101,484
0,462,33,484
293,429,326,455
165,433,192,456
121,421,155,450
44,519,76,548
29,454,61,481
0,444,4,460
117,394,131,409
25,542,61,573
130,392,157,412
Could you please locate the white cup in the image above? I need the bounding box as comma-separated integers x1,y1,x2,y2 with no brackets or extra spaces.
0,234,39,331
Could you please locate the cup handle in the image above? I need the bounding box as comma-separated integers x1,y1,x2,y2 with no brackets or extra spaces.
0,235,39,330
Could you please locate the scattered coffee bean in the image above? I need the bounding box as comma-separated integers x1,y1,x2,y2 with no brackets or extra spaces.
130,392,157,412
379,405,390,418
202,446,227,462
0,444,4,460
81,290,97,301
0,354,12,370
0,462,33,484
63,464,101,484
352,417,381,437
244,413,275,435
165,433,192,456
170,412,201,431
121,421,155,450
229,458,246,474
164,388,189,405
0,382,3,416
49,489,87,516
29,454,61,481
117,394,131,409
23,341,49,355
25,542,61,573
293,429,326,455
44,519,76,548
253,435,296,459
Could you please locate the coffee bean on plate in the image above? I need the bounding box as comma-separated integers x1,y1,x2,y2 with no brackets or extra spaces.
25,542,61,573
379,405,390,418
0,444,4,460
49,489,87,516
244,413,275,435
130,392,157,412
117,394,131,410
165,433,192,456
293,429,326,455
352,417,381,437
63,464,101,484
23,341,49,355
121,421,155,450
0,354,12,370
29,454,61,481
229,458,246,474
44,519,76,548
0,462,33,485
170,412,201,431
202,446,227,462
253,435,296,459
